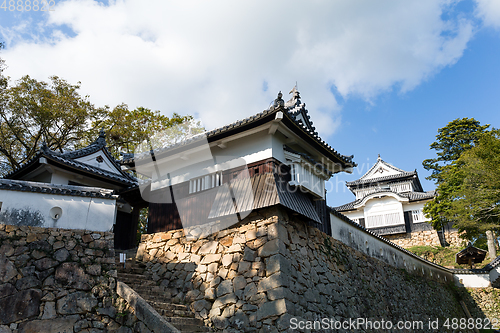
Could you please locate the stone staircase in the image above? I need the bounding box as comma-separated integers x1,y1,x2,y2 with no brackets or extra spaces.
116,256,211,332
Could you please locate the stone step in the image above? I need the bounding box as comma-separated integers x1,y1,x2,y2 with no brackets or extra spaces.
145,299,191,313
116,262,145,269
115,260,211,332
117,276,156,287
137,292,178,304
126,285,168,295
117,274,155,283
173,324,212,332
164,316,206,327
117,271,148,279
152,306,194,318
117,266,145,274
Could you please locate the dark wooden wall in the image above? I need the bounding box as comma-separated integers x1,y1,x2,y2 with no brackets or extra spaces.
146,158,332,236
114,209,140,250
147,159,283,234
310,198,332,236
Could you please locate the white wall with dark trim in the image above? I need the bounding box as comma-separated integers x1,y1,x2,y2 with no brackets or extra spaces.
0,188,117,232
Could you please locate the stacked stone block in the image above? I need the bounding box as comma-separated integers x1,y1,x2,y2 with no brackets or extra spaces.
0,223,147,333
384,230,465,248
138,207,475,332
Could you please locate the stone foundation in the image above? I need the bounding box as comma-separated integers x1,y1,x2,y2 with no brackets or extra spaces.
383,229,464,248
0,223,154,333
138,207,479,332
441,230,465,247
463,288,500,320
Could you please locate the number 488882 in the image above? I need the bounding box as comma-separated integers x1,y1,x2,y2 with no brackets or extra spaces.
1,0,56,11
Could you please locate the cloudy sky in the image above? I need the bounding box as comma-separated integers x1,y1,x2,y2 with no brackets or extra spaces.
1,0,500,205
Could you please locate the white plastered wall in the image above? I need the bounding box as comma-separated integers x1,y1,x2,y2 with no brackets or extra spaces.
454,273,491,288
341,210,364,223
47,167,123,190
403,201,431,223
0,189,117,232
145,131,275,191
363,196,404,228
329,212,454,283
74,150,123,175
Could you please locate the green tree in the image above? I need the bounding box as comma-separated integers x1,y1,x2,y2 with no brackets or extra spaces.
0,72,202,176
0,75,104,174
422,118,490,231
447,130,500,259
89,104,199,158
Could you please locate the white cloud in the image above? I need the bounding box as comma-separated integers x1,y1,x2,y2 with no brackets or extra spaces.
475,0,500,29
1,0,474,137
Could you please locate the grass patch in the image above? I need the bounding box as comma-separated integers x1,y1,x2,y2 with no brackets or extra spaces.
407,245,489,269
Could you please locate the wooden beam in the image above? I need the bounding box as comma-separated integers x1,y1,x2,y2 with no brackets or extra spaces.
268,111,283,135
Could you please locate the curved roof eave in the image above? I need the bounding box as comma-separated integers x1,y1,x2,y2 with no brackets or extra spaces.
126,101,356,170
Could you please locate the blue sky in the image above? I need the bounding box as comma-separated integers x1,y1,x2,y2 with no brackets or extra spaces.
330,25,500,206
1,0,500,206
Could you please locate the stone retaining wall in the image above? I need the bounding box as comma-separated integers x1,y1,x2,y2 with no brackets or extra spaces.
138,206,479,332
0,223,154,333
463,288,500,320
384,229,464,248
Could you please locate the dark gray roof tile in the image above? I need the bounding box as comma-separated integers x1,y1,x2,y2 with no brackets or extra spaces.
334,190,435,212
0,179,118,199
46,153,137,185
346,171,418,186
121,93,355,168
5,131,137,186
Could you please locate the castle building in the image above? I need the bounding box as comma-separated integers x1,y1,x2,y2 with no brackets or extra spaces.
122,88,355,237
334,155,439,244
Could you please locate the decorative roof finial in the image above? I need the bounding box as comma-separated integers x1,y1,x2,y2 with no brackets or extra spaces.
289,84,300,99
286,84,301,108
41,141,49,152
377,154,381,160
272,91,284,109
93,128,107,147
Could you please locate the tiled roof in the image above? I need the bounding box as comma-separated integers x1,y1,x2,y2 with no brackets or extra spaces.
356,155,407,181
400,191,435,201
451,252,500,273
122,91,355,169
43,152,137,185
4,131,137,186
0,179,118,199
58,129,108,159
334,190,435,212
285,86,317,134
484,255,500,270
346,171,418,186
334,199,361,212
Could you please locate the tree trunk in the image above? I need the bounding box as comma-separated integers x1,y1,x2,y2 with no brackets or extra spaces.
486,230,497,260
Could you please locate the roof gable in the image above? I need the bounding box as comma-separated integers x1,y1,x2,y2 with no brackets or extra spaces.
4,130,136,186
344,155,424,194
359,155,407,181
73,150,124,176
285,86,316,135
